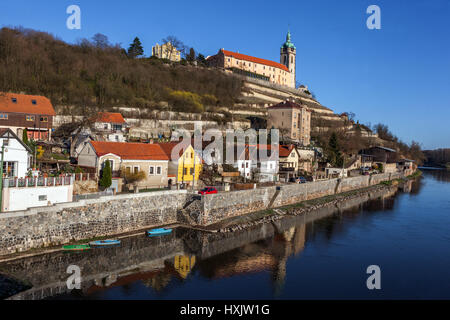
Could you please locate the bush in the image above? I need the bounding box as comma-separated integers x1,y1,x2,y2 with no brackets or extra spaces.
122,170,146,184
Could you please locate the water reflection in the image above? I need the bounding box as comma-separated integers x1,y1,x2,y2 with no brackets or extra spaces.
1,172,444,300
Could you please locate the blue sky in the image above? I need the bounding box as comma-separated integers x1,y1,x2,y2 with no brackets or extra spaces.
1,0,449,149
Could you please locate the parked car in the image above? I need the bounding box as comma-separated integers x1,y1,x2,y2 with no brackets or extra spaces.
198,187,218,195
289,177,307,184
298,176,307,183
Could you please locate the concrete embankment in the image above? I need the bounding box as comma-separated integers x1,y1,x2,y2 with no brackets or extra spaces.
0,172,406,256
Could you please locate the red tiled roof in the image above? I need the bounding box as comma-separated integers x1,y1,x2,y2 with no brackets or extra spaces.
279,144,296,157
157,142,194,161
94,112,126,123
220,49,289,72
90,141,169,160
268,100,308,111
0,92,55,115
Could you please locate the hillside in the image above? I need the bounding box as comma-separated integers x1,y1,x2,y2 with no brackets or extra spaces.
0,27,242,117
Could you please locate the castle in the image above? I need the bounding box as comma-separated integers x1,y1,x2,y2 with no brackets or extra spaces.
206,31,296,88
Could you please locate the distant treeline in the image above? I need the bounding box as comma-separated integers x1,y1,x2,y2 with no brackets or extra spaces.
423,149,450,168
0,27,242,114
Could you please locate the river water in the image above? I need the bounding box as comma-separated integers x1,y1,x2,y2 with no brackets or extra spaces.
1,169,449,300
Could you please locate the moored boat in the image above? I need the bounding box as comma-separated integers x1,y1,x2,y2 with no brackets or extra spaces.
146,228,173,236
62,244,90,251
89,239,121,247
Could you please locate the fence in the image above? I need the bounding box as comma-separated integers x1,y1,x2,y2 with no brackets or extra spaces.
3,176,74,188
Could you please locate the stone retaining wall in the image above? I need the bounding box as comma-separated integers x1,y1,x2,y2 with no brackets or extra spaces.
0,190,188,255
199,172,406,226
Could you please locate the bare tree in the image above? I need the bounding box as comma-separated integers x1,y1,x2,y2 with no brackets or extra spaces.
161,35,187,59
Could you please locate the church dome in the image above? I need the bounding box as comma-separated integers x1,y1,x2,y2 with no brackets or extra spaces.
281,31,296,49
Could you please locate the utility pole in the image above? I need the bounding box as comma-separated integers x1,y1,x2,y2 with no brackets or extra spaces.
0,144,5,212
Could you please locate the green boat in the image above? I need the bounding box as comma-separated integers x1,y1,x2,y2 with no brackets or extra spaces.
62,244,90,251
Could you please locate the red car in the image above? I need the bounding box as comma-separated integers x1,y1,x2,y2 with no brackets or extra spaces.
198,187,218,195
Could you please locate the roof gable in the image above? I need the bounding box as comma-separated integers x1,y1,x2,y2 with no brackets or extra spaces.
94,112,126,124
0,128,32,153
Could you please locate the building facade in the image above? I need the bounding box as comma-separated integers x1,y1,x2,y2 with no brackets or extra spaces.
206,31,296,88
0,128,32,178
267,100,311,146
78,141,170,189
157,142,202,187
152,42,181,62
0,93,55,141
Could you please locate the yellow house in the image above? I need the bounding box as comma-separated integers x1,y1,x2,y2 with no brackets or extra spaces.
157,142,202,187
279,144,299,180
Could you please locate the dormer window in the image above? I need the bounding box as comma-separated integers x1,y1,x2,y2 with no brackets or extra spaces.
31,100,37,105
11,98,17,103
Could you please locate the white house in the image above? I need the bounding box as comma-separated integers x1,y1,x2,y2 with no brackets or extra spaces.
0,128,32,178
232,144,279,182
93,112,128,142
0,128,74,212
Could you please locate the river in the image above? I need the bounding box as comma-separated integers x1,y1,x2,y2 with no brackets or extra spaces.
1,169,449,300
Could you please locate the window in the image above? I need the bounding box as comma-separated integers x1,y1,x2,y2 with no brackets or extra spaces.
0,113,7,120
104,124,108,129
126,167,131,174
156,166,162,175
2,139,9,146
2,161,17,178
26,115,35,121
32,100,37,105
40,116,48,122
133,166,139,174
149,166,155,175
190,168,194,175
11,98,17,103
246,162,249,168
39,195,47,201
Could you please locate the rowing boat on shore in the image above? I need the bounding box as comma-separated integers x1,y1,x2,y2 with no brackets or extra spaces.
89,239,121,247
146,228,173,236
62,244,90,251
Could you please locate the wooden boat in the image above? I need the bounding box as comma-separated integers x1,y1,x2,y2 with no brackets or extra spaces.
63,244,90,251
146,228,173,236
89,239,121,247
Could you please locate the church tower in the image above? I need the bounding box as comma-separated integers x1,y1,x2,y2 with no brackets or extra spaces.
280,30,296,88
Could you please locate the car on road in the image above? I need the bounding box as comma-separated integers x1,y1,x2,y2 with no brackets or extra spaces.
198,187,218,195
289,177,307,184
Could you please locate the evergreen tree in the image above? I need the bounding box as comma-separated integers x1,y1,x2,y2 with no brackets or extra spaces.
187,48,196,62
197,53,206,65
99,161,112,189
127,37,144,58
22,128,29,145
328,132,343,167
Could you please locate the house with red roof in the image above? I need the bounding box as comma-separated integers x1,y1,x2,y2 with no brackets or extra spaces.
0,92,56,141
77,141,170,190
93,112,128,142
206,31,297,88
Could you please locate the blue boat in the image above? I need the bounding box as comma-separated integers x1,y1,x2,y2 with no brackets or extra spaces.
89,239,121,247
146,228,173,237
